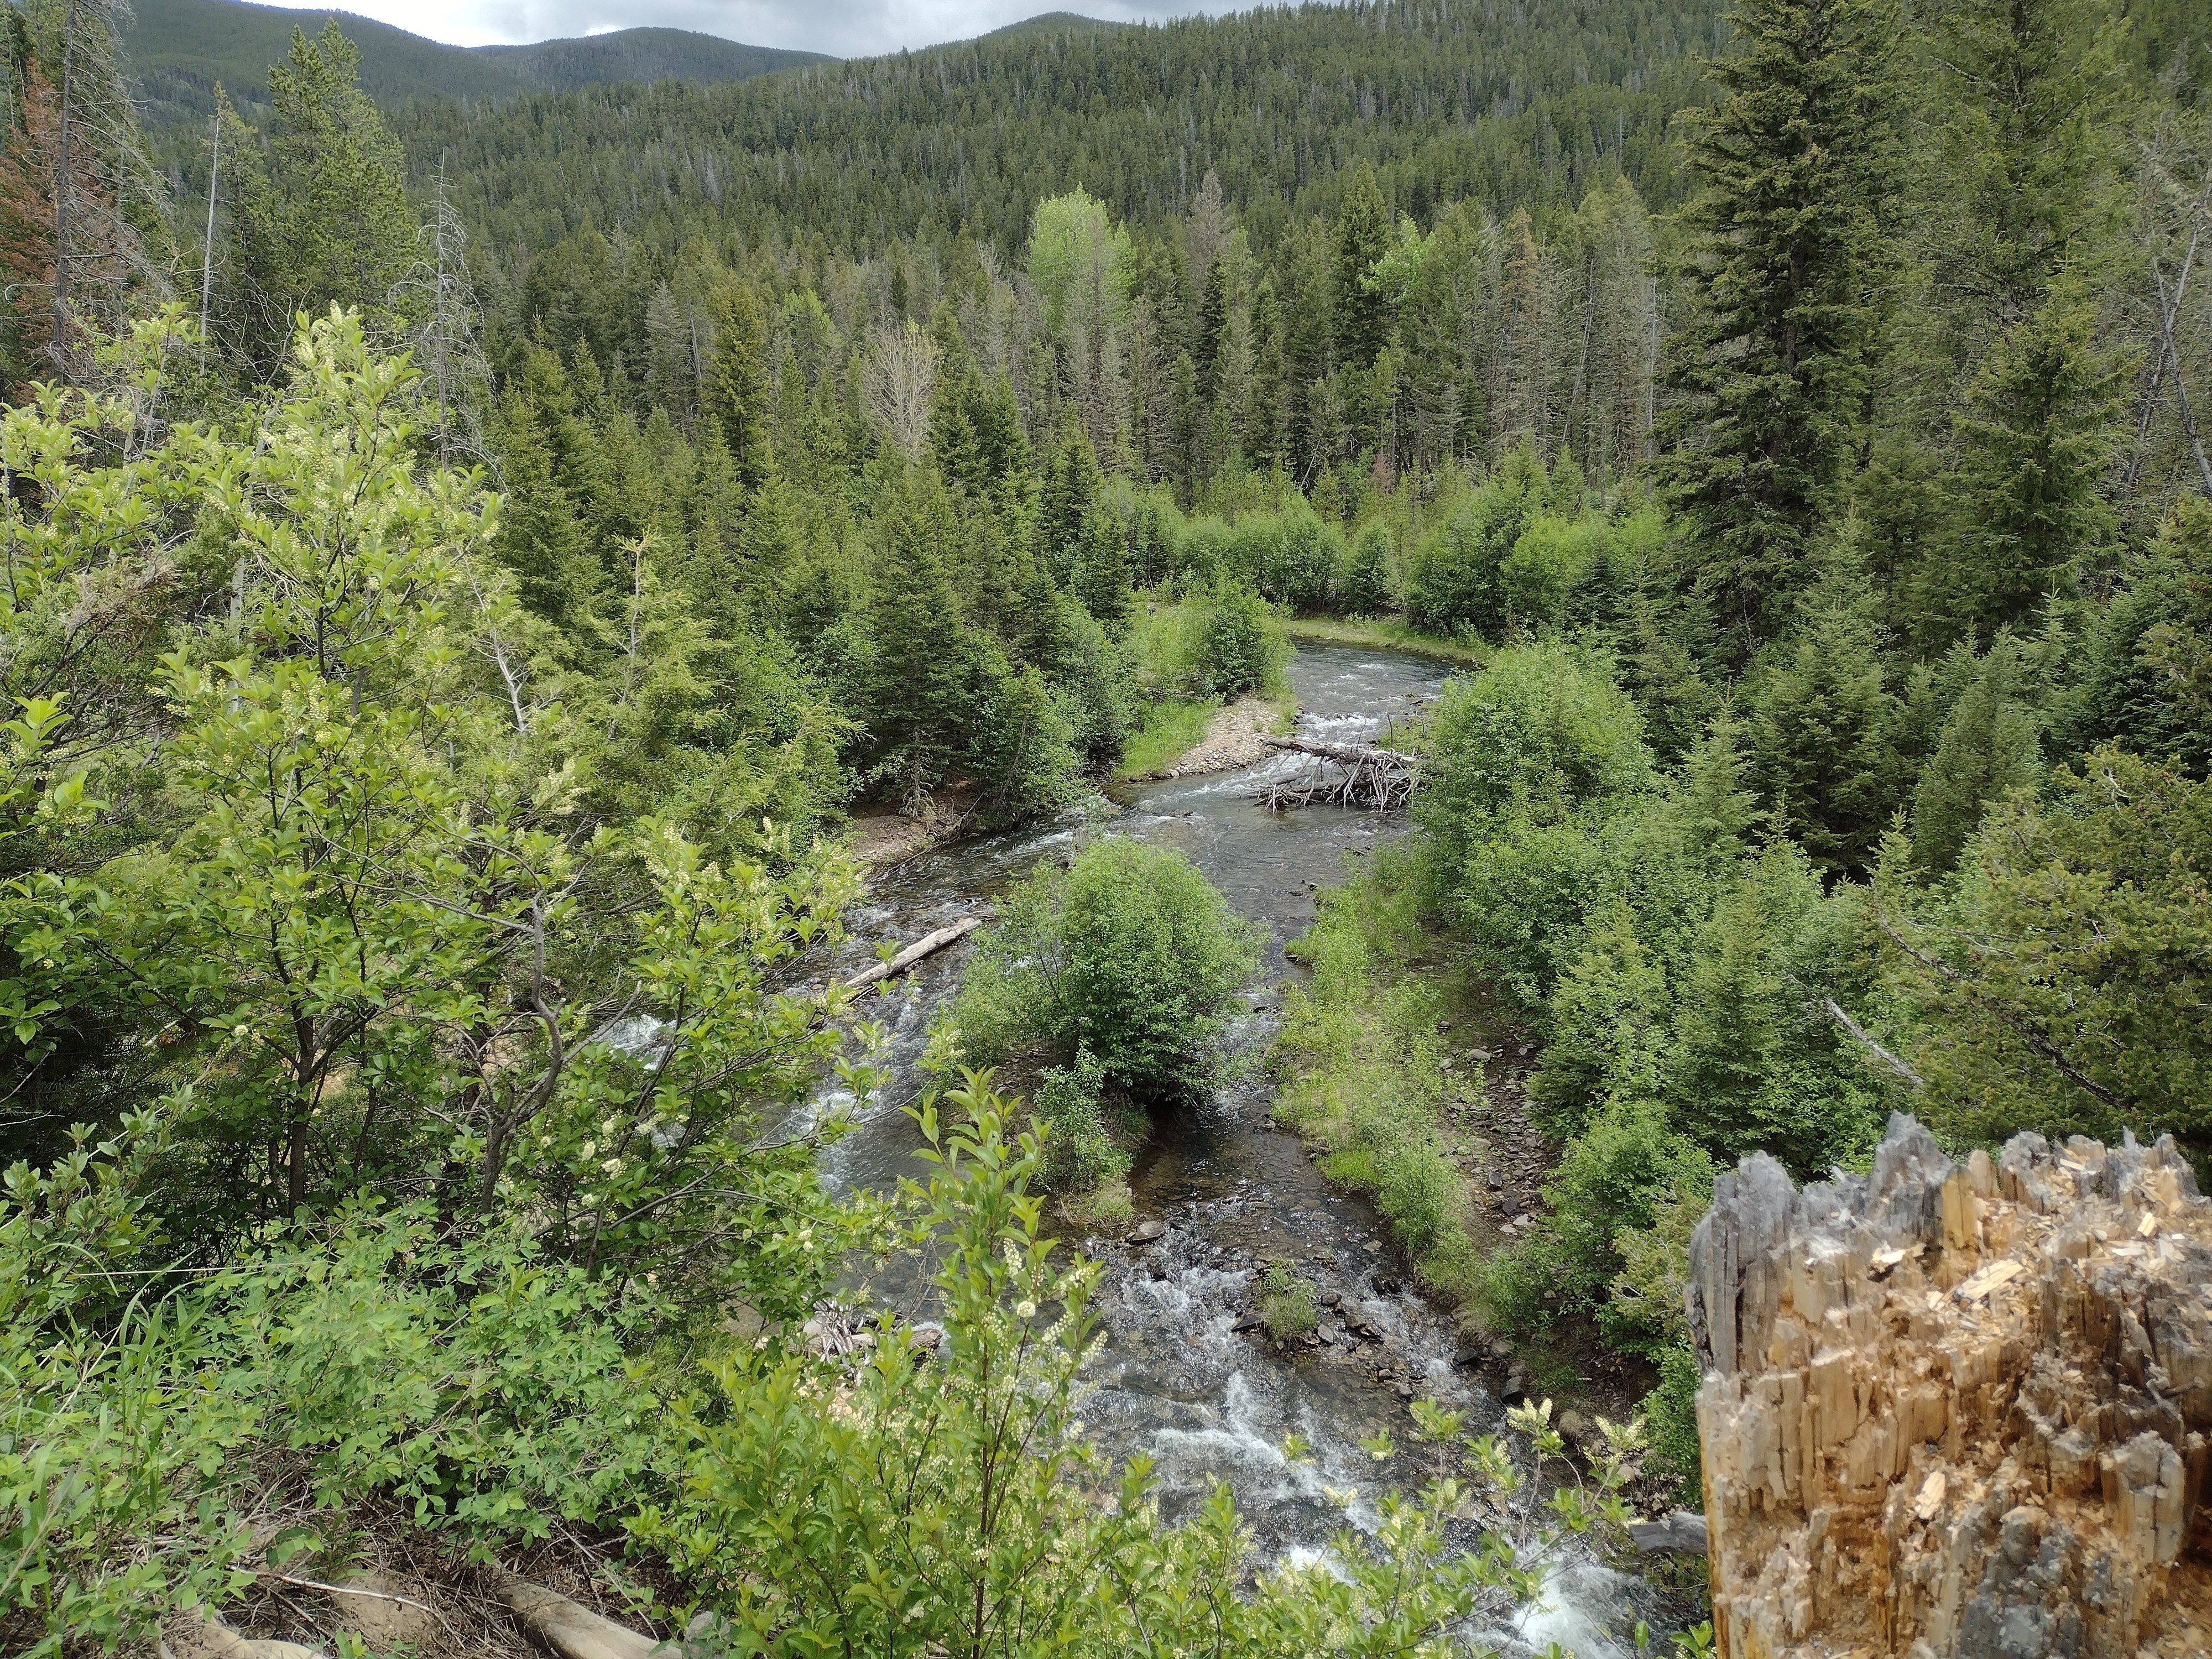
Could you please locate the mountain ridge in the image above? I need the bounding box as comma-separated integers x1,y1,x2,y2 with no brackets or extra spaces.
125,0,831,125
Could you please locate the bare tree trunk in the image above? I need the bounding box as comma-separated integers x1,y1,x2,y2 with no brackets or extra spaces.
199,113,220,371
52,0,74,358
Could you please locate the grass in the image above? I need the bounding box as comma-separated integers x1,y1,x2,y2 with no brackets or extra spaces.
1256,1263,1319,1340
1270,849,1484,1307
1114,694,1218,781
1284,615,1485,667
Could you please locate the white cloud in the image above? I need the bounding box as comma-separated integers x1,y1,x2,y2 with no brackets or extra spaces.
269,0,1235,57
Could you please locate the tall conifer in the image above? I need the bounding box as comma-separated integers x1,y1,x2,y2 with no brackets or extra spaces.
1655,0,1904,654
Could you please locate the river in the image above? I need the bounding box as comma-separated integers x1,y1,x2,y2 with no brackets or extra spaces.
813,643,1648,1657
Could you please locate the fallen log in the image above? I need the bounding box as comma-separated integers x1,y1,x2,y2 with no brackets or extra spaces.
1626,1510,1710,1556
490,1569,679,1659
176,1617,330,1659
843,913,985,991
1261,735,1419,767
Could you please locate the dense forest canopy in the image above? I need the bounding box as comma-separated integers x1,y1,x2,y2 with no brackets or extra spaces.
2,0,2211,1650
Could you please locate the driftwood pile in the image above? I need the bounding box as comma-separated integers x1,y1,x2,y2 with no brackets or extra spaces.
1254,735,1420,811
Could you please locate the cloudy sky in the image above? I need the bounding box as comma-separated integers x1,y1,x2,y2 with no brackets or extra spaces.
270,0,1234,57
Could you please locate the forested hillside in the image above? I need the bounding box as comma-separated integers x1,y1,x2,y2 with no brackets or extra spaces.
2,0,2211,1650
392,0,1724,254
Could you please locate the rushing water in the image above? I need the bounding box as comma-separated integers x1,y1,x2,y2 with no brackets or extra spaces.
812,644,1649,1656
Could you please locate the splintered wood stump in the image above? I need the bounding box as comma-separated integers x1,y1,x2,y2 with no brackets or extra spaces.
1255,735,1419,811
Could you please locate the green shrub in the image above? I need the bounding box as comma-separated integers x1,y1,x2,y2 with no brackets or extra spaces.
1413,640,1654,920
1173,515,1236,588
1642,1343,1705,1499
1908,636,2043,875
1193,579,1291,698
1032,1046,1128,1194
1271,860,1482,1305
1483,1099,1712,1337
1402,449,1542,634
1337,520,1394,616
946,837,1260,1094
1259,508,1343,613
1526,902,1672,1138
1666,841,1887,1176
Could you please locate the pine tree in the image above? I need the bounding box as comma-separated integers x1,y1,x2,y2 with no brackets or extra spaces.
1246,278,1287,470
1910,639,2046,873
1194,256,1228,398
1071,506,1131,628
1944,300,2124,632
705,279,772,488
867,472,973,815
227,23,416,372
1750,598,1898,878
489,392,590,622
1168,348,1203,503
1333,159,1392,368
1918,0,2127,638
1039,423,1102,580
1655,0,1904,654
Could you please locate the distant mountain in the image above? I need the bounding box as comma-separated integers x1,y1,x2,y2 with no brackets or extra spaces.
979,12,1129,39
124,0,828,127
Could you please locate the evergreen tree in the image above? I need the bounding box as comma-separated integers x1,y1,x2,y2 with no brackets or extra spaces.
705,279,772,489
225,23,417,372
489,392,589,622
1333,160,1392,369
1071,506,1132,628
1246,277,1287,469
1194,256,1228,398
1038,422,1102,580
867,472,973,814
1168,348,1203,503
1910,638,2046,874
1655,0,1904,654
1916,0,2128,637
1750,598,1898,877
1943,300,2124,632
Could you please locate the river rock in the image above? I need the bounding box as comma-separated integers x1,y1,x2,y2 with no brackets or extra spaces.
1129,1219,1167,1244
1319,1287,1343,1308
1690,1111,2212,1659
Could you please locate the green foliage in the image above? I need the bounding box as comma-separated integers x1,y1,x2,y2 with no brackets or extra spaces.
1666,842,1887,1175
1338,520,1394,616
1402,451,1542,634
1880,749,2212,1160
1413,640,1684,1009
1641,1344,1707,1497
0,1115,669,1656
1485,1100,1712,1338
1194,578,1291,698
1031,1045,1127,1196
945,837,1260,1095
1748,597,1898,878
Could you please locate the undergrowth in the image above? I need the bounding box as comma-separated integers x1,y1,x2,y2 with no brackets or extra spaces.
1271,850,1483,1306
